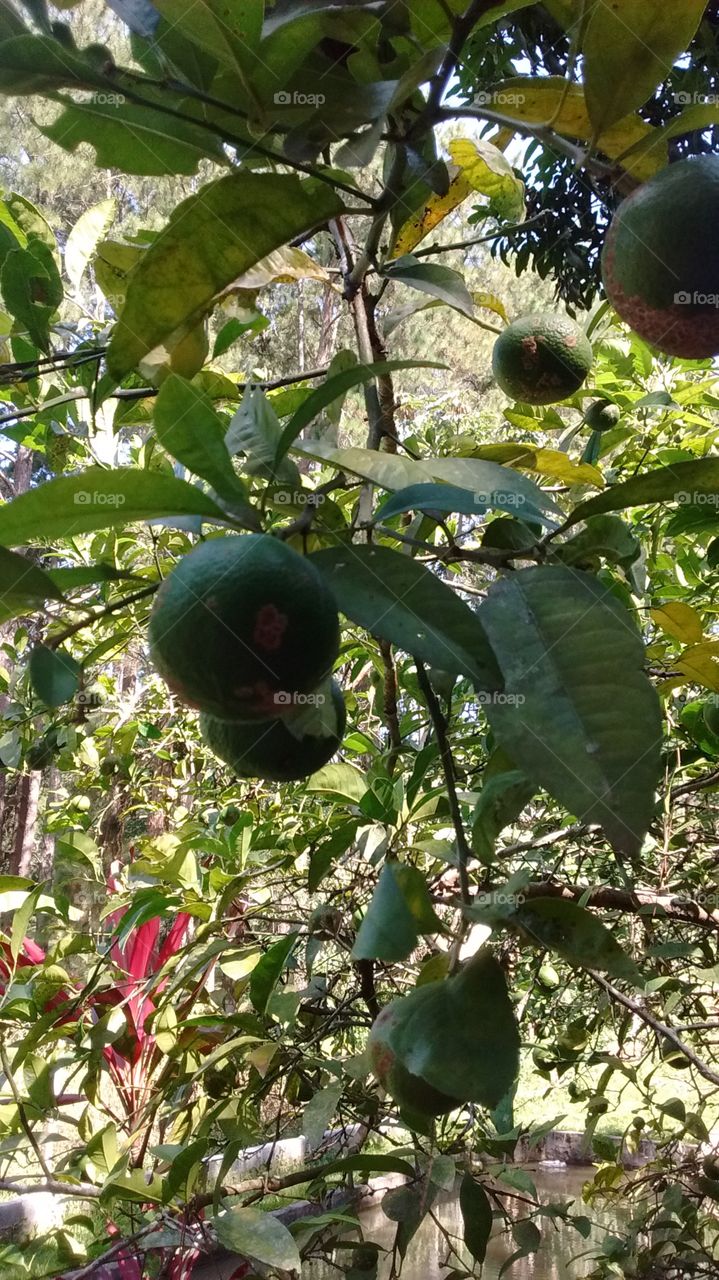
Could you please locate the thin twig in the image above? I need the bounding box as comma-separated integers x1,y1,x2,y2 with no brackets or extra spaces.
415,660,472,904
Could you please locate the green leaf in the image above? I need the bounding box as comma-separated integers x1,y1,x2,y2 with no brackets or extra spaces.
29,646,81,707
513,1218,541,1253
0,546,63,621
213,1206,300,1273
107,173,344,378
375,481,551,528
471,749,535,864
153,0,262,75
154,375,257,520
0,0,26,40
303,1082,343,1149
460,1175,493,1265
582,0,707,134
249,931,298,1016
48,563,138,591
10,882,44,962
306,762,368,802
1,238,62,350
558,514,640,569
0,467,227,545
65,198,116,293
380,256,475,319
226,385,300,486
382,951,519,1108
478,567,662,856
353,862,446,962
313,1153,416,1180
298,442,560,521
471,896,641,982
42,96,226,177
310,544,500,688
567,459,719,527
274,359,445,467
0,35,109,93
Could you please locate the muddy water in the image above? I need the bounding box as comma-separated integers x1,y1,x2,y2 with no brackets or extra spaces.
305,1169,624,1278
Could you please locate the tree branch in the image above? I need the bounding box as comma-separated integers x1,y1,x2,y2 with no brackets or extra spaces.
589,972,719,1088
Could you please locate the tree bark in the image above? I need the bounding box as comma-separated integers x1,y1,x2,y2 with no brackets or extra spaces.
9,772,40,877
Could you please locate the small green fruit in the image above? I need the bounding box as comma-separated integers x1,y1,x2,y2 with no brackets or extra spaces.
585,399,621,432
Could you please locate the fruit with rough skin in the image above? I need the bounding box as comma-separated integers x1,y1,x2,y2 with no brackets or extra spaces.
149,535,340,720
585,399,621,432
602,156,719,359
703,696,719,738
492,312,593,405
200,680,346,782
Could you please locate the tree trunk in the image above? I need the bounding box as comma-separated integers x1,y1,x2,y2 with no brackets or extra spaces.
9,771,40,877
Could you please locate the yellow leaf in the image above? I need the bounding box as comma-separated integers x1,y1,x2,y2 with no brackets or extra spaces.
392,165,473,258
676,642,719,693
472,291,509,325
651,602,704,645
448,137,525,221
232,245,332,289
472,444,603,487
481,77,667,180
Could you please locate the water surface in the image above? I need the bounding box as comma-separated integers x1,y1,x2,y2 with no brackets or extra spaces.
306,1169,623,1278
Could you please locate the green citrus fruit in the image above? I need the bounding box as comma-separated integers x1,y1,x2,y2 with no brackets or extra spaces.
703,695,719,738
537,962,560,990
492,312,593,404
585,399,621,432
149,535,340,720
602,156,719,359
200,680,346,782
369,1011,461,1117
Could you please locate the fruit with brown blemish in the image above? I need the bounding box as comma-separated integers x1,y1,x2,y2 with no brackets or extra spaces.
492,312,593,405
148,535,340,720
602,155,719,359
